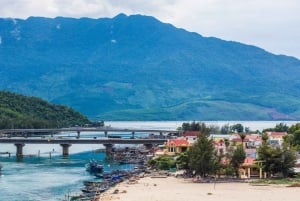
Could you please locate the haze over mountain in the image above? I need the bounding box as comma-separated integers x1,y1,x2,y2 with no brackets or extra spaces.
1,14,300,120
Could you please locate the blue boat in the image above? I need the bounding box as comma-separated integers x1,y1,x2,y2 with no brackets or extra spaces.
85,160,103,174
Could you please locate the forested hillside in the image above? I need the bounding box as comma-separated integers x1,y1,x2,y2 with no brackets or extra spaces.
0,91,90,128
1,14,300,120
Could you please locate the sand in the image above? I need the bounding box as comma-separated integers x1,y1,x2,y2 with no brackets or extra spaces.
100,176,299,201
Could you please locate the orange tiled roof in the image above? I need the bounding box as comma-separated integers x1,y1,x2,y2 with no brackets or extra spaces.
166,139,189,146
242,157,255,166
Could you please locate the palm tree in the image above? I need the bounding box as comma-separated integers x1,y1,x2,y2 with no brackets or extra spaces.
238,133,246,148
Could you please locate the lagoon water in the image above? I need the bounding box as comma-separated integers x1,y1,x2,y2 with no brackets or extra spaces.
0,121,298,200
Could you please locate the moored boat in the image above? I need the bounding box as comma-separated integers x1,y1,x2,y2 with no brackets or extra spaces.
85,160,103,174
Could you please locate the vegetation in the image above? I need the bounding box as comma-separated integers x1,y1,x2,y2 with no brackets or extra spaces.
1,16,300,120
154,122,300,179
263,122,289,132
149,156,176,170
227,145,246,176
0,91,91,128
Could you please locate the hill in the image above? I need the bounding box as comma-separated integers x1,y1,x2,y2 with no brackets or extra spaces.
0,91,90,128
0,14,300,120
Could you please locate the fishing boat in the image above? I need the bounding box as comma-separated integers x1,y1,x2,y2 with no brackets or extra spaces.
85,160,103,174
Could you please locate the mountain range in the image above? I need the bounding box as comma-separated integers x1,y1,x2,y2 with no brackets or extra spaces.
1,14,300,120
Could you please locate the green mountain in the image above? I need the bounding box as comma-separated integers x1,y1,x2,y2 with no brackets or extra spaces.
0,14,300,120
0,91,90,128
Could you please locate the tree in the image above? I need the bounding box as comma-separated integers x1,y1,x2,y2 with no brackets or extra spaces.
258,142,296,177
288,123,300,134
239,133,246,144
221,123,230,134
230,145,246,176
281,146,297,177
224,138,230,148
263,122,289,133
274,123,289,132
231,124,244,133
287,123,300,150
187,134,218,177
175,152,189,170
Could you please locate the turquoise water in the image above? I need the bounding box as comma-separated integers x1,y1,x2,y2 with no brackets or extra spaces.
0,152,135,201
0,121,297,200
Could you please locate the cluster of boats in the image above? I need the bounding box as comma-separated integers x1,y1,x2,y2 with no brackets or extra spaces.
69,166,147,201
66,147,153,200
112,147,151,165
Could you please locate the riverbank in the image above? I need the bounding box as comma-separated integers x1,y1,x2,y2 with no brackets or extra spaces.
100,176,299,201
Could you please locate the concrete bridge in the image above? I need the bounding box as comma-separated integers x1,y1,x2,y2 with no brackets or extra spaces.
0,127,179,138
0,136,168,158
0,128,179,158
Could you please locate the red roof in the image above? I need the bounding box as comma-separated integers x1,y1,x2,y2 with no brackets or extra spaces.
183,131,200,137
166,139,189,146
266,132,287,137
242,157,255,166
230,135,249,142
245,134,261,141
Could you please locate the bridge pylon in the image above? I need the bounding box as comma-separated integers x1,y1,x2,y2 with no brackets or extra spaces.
103,143,114,155
60,144,72,157
14,143,25,158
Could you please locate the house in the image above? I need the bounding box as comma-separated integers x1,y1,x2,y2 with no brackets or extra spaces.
239,157,265,179
229,133,262,149
245,134,262,148
164,138,190,155
266,132,287,147
213,139,227,155
182,131,199,145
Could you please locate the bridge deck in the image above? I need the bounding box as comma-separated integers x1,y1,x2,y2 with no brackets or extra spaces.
0,128,178,134
0,137,167,144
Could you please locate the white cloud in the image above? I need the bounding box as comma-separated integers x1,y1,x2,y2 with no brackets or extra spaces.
0,0,299,58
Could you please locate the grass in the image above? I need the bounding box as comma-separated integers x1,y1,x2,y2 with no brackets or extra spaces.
250,178,300,185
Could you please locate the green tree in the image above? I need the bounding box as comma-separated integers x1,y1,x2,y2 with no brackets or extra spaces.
187,134,218,177
229,145,246,176
263,122,289,133
175,152,189,170
281,146,297,177
288,123,300,134
258,143,296,177
231,123,244,133
220,123,230,134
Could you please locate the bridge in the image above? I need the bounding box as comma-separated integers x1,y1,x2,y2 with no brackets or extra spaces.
0,128,177,158
0,127,179,138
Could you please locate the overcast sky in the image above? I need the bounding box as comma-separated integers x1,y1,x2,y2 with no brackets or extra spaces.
1,0,299,59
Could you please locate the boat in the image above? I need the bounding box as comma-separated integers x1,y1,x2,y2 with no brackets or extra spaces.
85,160,103,174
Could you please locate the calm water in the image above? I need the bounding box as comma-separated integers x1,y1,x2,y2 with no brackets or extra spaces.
0,121,298,200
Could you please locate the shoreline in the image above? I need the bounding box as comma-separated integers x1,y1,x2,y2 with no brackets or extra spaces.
100,175,299,201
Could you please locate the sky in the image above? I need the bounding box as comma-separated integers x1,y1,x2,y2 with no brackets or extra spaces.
0,0,299,59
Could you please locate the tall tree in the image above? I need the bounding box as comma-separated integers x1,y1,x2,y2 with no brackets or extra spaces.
230,145,246,176
187,134,218,177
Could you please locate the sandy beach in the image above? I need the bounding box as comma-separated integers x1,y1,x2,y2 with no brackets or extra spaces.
100,176,299,201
